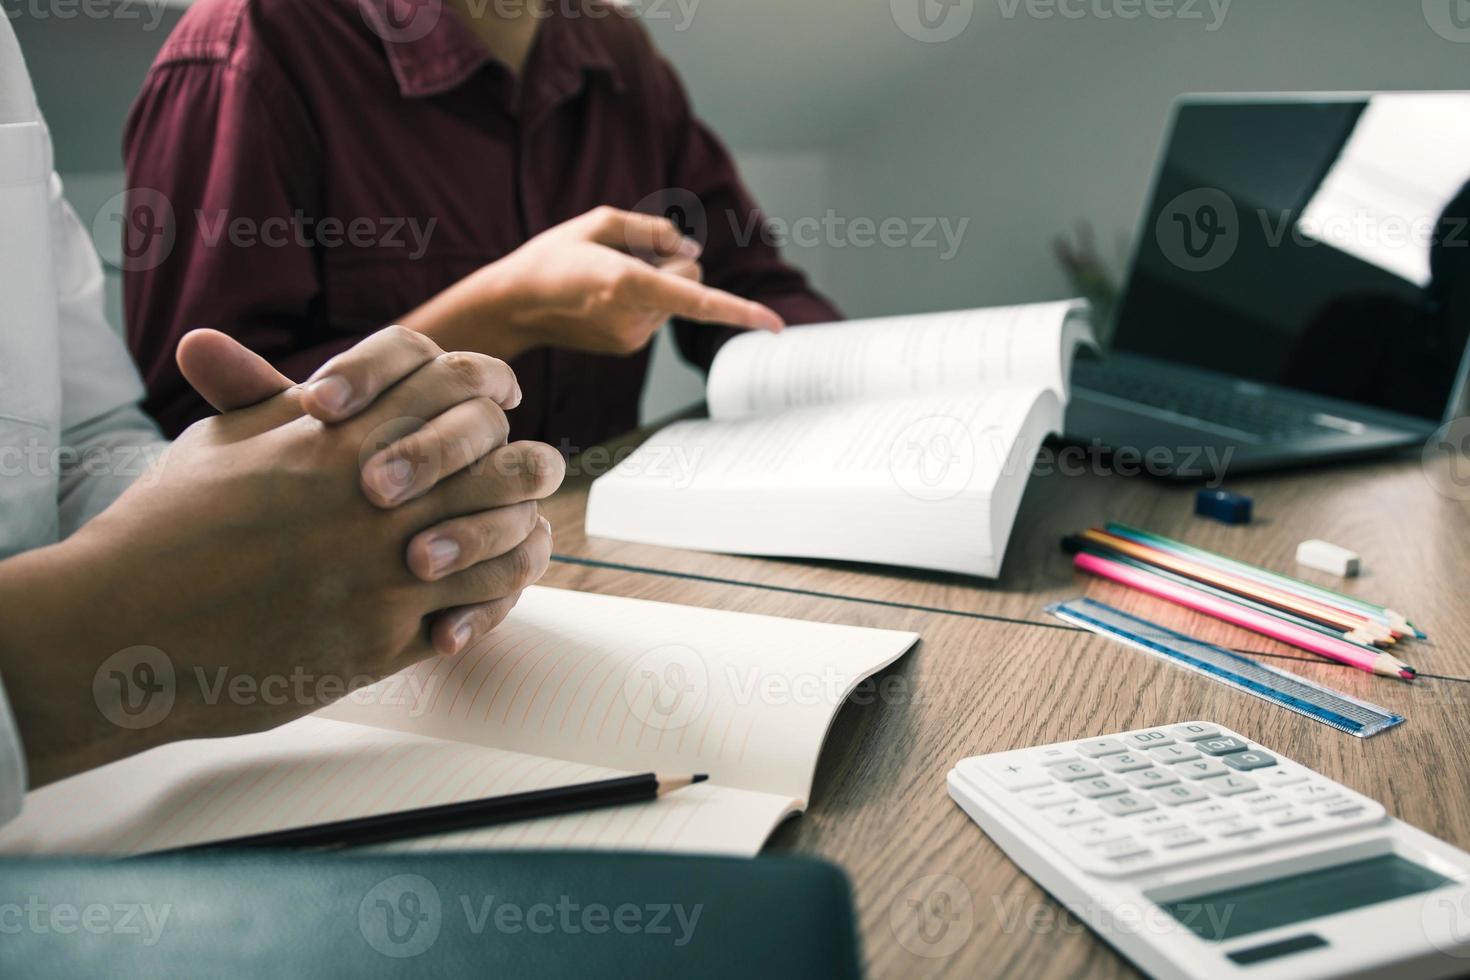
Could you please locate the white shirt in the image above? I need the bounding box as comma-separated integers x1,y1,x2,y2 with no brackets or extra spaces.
0,19,168,823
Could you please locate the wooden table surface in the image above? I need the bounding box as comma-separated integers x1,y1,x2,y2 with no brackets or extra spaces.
539,439,1470,979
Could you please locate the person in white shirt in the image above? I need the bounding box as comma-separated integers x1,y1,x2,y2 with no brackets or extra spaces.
0,20,560,823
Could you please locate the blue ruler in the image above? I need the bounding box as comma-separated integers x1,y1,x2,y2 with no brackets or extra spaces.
1049,597,1405,739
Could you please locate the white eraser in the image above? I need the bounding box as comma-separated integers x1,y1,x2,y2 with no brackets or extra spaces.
1296,539,1361,577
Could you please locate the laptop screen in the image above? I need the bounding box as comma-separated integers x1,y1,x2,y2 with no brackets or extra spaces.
1112,95,1470,422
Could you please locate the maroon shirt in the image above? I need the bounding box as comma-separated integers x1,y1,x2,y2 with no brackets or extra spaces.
123,0,840,447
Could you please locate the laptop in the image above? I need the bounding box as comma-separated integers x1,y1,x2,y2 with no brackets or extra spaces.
1066,93,1470,479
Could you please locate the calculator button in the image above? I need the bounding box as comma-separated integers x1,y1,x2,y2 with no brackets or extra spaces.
1128,769,1179,790
1100,754,1153,774
1256,765,1310,788
1203,774,1258,796
1150,784,1209,807
1052,761,1106,782
1149,745,1200,764
1177,759,1229,780
1136,813,1181,832
1073,777,1130,799
1125,730,1175,749
1098,838,1151,860
1289,783,1339,803
1019,786,1076,809
1168,723,1220,741
972,760,1053,791
1031,746,1079,766
1191,802,1233,822
1207,817,1262,838
1154,827,1208,849
1099,794,1157,817
1307,793,1349,808
1238,792,1291,814
1196,737,1250,756
1070,824,1133,847
1270,808,1315,827
1046,802,1104,827
1223,751,1276,772
1321,800,1369,819
1075,739,1128,758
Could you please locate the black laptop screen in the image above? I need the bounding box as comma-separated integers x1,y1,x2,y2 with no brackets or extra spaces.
1112,96,1470,422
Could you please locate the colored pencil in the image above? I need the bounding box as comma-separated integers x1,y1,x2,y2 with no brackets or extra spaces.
1106,523,1425,639
161,773,708,853
1072,550,1416,681
1062,537,1389,651
1079,529,1398,641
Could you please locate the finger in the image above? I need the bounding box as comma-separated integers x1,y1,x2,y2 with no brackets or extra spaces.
428,591,525,657
406,501,540,582
403,441,566,526
652,255,703,283
177,329,296,416
176,330,305,441
619,262,784,332
579,206,700,260
344,349,522,451
302,325,521,422
361,397,511,508
430,517,553,618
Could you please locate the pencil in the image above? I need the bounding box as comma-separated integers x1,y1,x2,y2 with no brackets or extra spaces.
1072,550,1416,681
1061,537,1389,651
1079,529,1398,641
161,773,709,853
1105,523,1425,639
1110,522,1420,635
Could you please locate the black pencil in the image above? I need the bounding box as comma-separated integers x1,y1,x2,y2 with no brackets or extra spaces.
159,773,708,853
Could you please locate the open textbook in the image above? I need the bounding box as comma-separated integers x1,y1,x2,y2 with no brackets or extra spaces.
586,300,1095,578
0,588,918,857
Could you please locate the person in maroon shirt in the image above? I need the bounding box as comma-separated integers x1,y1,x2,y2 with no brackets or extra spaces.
123,0,842,448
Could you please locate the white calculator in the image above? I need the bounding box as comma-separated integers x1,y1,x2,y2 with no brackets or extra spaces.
949,722,1470,979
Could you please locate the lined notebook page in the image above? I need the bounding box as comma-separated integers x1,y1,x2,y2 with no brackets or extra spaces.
320,587,918,803
0,717,794,856
0,588,915,856
706,300,1084,422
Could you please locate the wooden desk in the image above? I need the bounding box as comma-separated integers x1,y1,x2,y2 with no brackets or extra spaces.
540,443,1470,979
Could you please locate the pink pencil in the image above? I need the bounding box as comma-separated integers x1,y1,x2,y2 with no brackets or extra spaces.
1073,551,1416,681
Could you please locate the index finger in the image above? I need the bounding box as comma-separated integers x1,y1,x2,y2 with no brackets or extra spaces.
623,264,785,332
579,206,701,261
300,325,523,423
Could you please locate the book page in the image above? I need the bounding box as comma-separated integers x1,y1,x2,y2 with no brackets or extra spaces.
586,386,1060,577
319,587,919,804
0,717,794,857
706,299,1088,421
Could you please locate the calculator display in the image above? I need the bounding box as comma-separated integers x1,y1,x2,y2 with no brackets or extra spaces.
1158,854,1452,942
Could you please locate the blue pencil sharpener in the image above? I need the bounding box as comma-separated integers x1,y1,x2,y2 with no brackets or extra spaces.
1195,489,1253,525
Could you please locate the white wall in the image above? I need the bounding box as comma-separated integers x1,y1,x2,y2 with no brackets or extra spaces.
651,0,1470,324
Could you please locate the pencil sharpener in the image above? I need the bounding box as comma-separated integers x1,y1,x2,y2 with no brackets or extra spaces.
1195,489,1252,525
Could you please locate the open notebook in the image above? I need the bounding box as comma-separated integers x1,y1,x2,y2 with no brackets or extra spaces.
0,588,918,857
586,300,1095,578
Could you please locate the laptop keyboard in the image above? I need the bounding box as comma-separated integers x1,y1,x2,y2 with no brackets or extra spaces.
1075,364,1330,442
